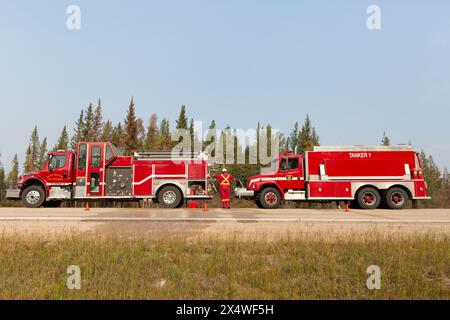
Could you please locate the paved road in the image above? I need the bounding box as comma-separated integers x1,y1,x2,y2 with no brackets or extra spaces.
0,207,448,238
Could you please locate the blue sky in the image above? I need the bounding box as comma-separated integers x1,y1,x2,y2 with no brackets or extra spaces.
0,0,449,171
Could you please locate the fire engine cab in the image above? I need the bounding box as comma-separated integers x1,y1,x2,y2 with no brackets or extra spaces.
7,142,211,208
235,146,430,209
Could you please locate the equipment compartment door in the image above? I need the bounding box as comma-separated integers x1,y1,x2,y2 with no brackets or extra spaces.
86,144,104,197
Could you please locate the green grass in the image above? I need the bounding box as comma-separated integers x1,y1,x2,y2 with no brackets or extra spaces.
0,234,448,299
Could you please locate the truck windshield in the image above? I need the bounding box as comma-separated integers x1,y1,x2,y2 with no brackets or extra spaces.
111,144,123,156
260,157,279,174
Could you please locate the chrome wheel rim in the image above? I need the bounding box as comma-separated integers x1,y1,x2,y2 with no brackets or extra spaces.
163,191,177,204
26,190,41,205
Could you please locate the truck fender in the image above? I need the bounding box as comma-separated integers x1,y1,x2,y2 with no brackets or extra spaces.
20,177,48,196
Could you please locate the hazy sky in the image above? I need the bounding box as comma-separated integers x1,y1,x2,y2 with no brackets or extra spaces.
1,0,449,172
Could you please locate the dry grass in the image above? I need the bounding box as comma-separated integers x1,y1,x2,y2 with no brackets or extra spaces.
0,232,448,300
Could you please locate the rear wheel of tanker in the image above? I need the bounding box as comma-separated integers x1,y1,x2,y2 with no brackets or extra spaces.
158,186,183,208
356,187,381,210
259,187,282,209
22,185,46,208
385,187,409,210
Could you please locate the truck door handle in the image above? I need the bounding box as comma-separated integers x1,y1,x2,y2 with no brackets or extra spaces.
63,174,67,178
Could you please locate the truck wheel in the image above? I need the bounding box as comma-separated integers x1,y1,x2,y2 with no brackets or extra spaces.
385,188,409,210
255,198,264,208
22,185,46,208
158,186,183,208
259,187,282,209
357,187,380,210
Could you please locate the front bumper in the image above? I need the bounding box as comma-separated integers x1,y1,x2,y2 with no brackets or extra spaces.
6,189,20,199
234,188,255,198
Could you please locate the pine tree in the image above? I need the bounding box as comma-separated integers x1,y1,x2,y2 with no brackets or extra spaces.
381,132,391,146
82,103,94,141
7,154,19,188
176,105,188,129
111,122,124,148
144,114,159,150
123,97,138,154
38,137,48,169
54,126,69,151
299,114,319,154
100,120,113,142
71,110,84,150
92,99,103,141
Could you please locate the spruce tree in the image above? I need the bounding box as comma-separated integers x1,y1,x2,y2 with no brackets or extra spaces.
289,122,299,153
176,105,188,129
159,118,171,150
92,99,103,141
71,110,84,150
54,126,69,151
100,120,113,142
7,154,19,188
136,117,145,150
123,97,138,154
38,137,48,169
144,114,159,150
298,114,319,154
82,103,94,141
30,126,40,170
23,145,33,173
381,132,391,146
111,123,124,148
0,154,5,190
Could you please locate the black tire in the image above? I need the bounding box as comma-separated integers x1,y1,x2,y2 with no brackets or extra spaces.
356,187,381,210
22,185,46,208
157,186,183,208
258,187,282,209
255,198,264,208
43,201,62,208
385,187,409,210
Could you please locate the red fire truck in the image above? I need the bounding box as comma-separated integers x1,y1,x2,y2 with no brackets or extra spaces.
7,142,211,208
235,146,430,209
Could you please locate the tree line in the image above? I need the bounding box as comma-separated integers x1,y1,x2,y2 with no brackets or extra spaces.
0,97,448,207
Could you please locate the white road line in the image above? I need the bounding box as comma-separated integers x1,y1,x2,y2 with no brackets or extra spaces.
0,217,448,223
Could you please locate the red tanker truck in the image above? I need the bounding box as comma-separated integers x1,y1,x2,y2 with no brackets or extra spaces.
6,142,211,208
234,146,430,209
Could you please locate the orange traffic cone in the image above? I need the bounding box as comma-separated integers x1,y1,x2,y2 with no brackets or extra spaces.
344,202,350,213
84,202,90,212
203,203,208,212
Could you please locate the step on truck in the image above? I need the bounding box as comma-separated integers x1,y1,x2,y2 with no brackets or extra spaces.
234,146,431,209
6,142,211,208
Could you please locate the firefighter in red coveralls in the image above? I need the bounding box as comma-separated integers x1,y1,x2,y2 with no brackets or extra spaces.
214,168,235,209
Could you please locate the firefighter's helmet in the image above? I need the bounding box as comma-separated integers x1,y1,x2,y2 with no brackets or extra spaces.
222,168,228,173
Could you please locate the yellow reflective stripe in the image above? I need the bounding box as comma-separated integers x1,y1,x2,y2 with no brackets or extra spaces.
221,199,230,202
220,174,230,185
